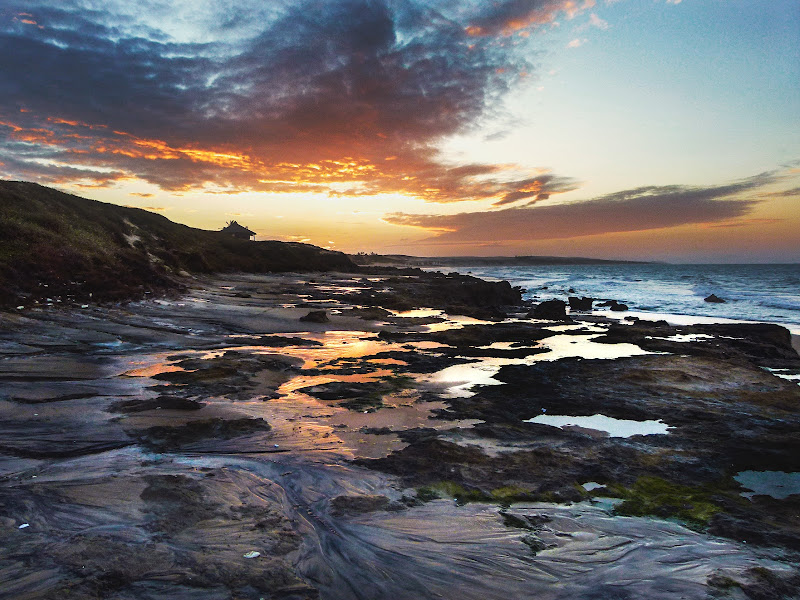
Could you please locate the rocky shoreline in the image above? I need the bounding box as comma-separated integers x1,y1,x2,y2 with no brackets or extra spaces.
1,270,799,599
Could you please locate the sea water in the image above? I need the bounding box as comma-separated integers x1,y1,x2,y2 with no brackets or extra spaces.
440,263,800,334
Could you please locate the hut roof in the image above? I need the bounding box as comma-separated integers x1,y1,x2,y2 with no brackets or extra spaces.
220,221,256,236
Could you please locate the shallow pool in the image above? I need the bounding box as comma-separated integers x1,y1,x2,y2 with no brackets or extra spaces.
524,413,672,437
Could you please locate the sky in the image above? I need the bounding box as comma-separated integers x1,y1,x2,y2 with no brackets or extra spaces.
1,0,798,262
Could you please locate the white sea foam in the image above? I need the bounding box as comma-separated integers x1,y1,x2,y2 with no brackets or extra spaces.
436,264,800,334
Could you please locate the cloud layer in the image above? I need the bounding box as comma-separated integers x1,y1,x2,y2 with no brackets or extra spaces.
0,0,587,202
384,172,780,244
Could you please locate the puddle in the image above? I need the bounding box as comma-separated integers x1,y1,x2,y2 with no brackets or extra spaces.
735,471,800,500
589,496,625,512
425,315,495,332
312,285,369,293
122,363,186,377
546,323,606,333
424,334,655,398
534,334,653,361
389,308,445,318
763,368,800,385
266,331,446,369
582,482,606,492
524,413,672,437
368,358,408,366
203,332,396,370
645,334,715,343
423,362,506,398
476,341,536,351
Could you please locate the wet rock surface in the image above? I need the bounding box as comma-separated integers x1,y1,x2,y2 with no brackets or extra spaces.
136,417,273,451
300,310,330,323
1,271,799,599
528,299,569,321
364,320,800,550
568,296,593,311
0,458,316,600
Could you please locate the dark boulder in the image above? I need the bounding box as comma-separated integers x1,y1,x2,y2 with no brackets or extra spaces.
597,299,629,312
528,299,569,321
300,310,329,323
704,294,726,303
568,296,593,311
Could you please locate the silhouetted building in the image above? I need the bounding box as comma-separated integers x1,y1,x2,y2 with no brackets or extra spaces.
221,220,255,241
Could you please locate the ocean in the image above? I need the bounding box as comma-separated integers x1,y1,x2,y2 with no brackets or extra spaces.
438,263,800,334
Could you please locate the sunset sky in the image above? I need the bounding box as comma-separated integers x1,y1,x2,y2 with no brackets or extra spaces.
1,0,798,262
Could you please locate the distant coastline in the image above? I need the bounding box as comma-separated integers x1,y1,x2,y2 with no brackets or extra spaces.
350,253,652,268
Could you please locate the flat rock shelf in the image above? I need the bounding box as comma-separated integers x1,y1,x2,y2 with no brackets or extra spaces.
1,272,799,600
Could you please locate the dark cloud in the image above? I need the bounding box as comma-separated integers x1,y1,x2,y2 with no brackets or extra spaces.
491,174,577,206
384,173,776,243
773,186,800,197
1,0,582,202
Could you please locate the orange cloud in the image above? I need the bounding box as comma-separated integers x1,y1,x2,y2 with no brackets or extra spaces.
385,172,782,244
0,2,584,203
1,111,578,204
466,0,596,37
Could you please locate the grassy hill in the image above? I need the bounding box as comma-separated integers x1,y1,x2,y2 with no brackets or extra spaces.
0,181,355,307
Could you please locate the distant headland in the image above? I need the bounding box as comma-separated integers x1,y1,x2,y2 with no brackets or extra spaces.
350,253,652,268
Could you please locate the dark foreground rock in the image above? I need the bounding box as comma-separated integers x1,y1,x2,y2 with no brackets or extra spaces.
136,417,272,451
2,271,799,598
110,395,205,413
300,310,330,323
350,270,522,318
596,299,629,311
568,296,593,311
595,321,800,368
0,467,316,600
329,494,403,516
527,299,569,321
361,325,800,550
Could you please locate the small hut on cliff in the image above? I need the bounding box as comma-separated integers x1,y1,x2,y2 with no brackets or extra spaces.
221,221,256,241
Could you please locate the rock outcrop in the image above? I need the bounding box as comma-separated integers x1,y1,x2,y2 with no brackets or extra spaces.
528,299,569,321
597,299,629,312
300,310,330,323
568,296,593,311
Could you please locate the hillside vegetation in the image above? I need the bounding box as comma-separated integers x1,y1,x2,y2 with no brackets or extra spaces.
0,181,354,306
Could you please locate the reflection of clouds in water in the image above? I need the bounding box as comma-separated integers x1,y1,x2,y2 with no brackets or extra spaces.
389,308,445,318
646,334,715,342
525,414,671,438
735,471,800,500
764,368,800,386
426,362,506,398
425,332,653,398
534,334,652,362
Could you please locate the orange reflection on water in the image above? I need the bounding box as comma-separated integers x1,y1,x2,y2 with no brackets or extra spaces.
123,364,186,378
